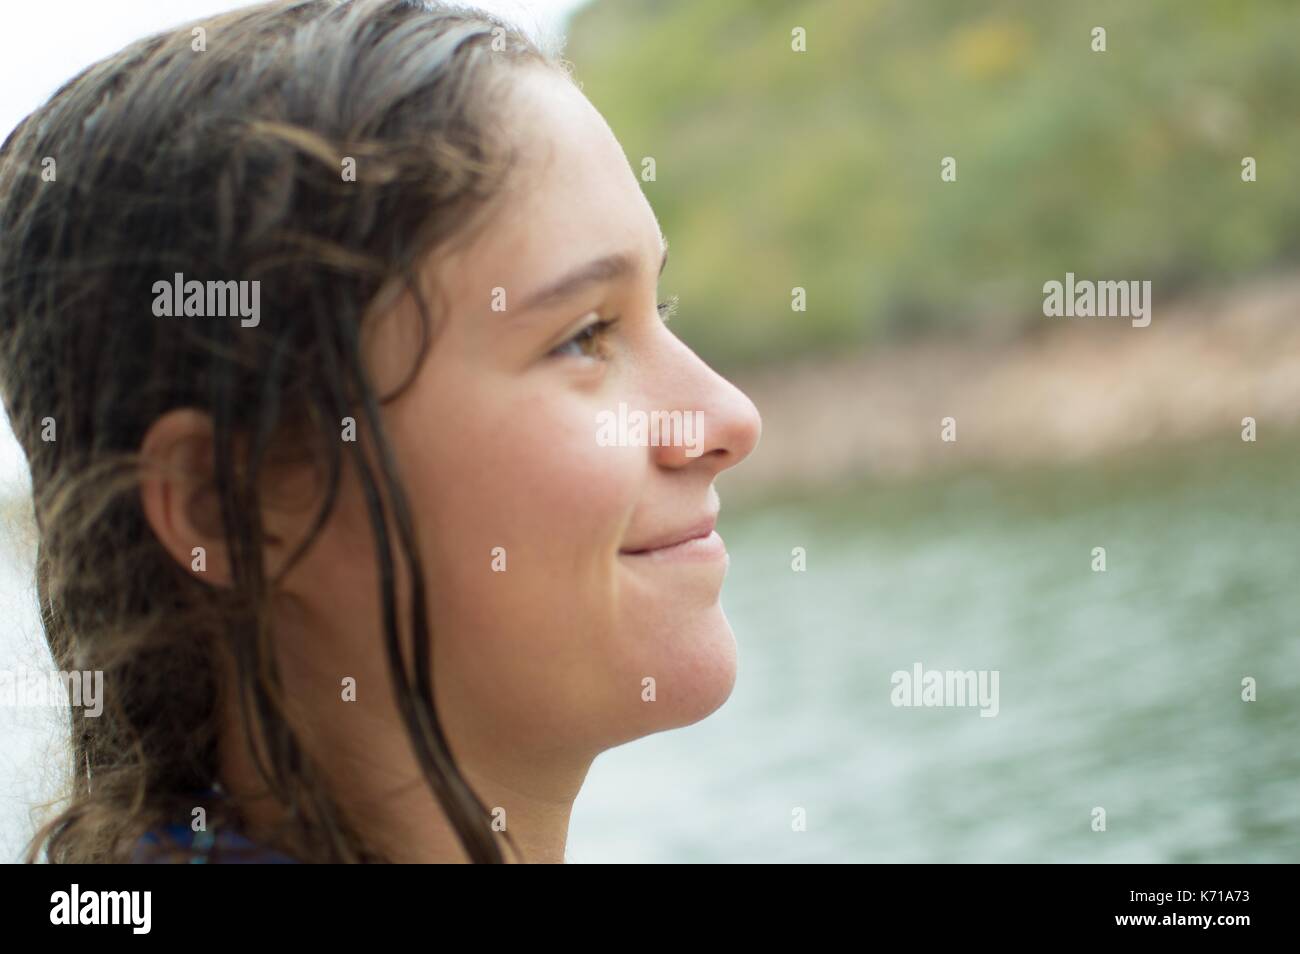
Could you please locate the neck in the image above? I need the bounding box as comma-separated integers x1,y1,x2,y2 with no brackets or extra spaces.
215,640,592,863
357,757,586,863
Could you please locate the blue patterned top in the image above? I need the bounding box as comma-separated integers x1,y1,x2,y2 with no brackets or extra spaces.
130,786,301,864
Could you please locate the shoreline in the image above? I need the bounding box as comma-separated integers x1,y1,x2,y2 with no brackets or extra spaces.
724,273,1300,503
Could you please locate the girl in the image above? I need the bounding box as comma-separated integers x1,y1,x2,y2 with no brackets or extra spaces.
0,0,760,863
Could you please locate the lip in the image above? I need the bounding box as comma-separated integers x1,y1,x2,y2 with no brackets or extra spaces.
620,529,727,563
619,515,722,558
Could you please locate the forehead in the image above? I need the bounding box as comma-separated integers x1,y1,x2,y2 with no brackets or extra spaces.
434,66,660,302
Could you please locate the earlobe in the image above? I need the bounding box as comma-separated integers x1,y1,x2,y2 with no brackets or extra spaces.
138,408,233,586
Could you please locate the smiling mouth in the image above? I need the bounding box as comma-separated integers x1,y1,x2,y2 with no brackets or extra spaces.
619,516,726,561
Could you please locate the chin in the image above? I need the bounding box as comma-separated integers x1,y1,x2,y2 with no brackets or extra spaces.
621,605,739,736
678,613,740,726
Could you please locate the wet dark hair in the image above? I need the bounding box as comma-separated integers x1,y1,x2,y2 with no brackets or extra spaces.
0,0,567,862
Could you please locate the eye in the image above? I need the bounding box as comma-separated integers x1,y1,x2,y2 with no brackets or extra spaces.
548,299,677,361
549,315,618,360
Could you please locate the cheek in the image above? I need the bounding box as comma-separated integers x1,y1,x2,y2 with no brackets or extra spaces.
411,380,640,576
385,366,646,717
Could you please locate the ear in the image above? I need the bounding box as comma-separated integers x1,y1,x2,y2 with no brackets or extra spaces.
138,408,296,587
139,405,322,587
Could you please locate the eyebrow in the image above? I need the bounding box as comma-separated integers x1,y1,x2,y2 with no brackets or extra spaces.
517,238,669,314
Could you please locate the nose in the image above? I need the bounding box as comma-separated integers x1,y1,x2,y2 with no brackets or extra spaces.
647,334,761,475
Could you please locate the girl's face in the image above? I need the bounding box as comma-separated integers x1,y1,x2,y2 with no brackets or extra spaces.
271,66,760,791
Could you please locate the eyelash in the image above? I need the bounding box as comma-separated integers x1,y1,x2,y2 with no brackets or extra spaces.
549,297,679,360
657,294,679,323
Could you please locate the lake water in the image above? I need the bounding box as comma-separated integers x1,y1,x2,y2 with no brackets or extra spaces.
570,438,1300,862
4,438,1297,862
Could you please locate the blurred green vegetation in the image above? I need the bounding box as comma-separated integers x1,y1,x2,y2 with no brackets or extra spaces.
565,0,1300,369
